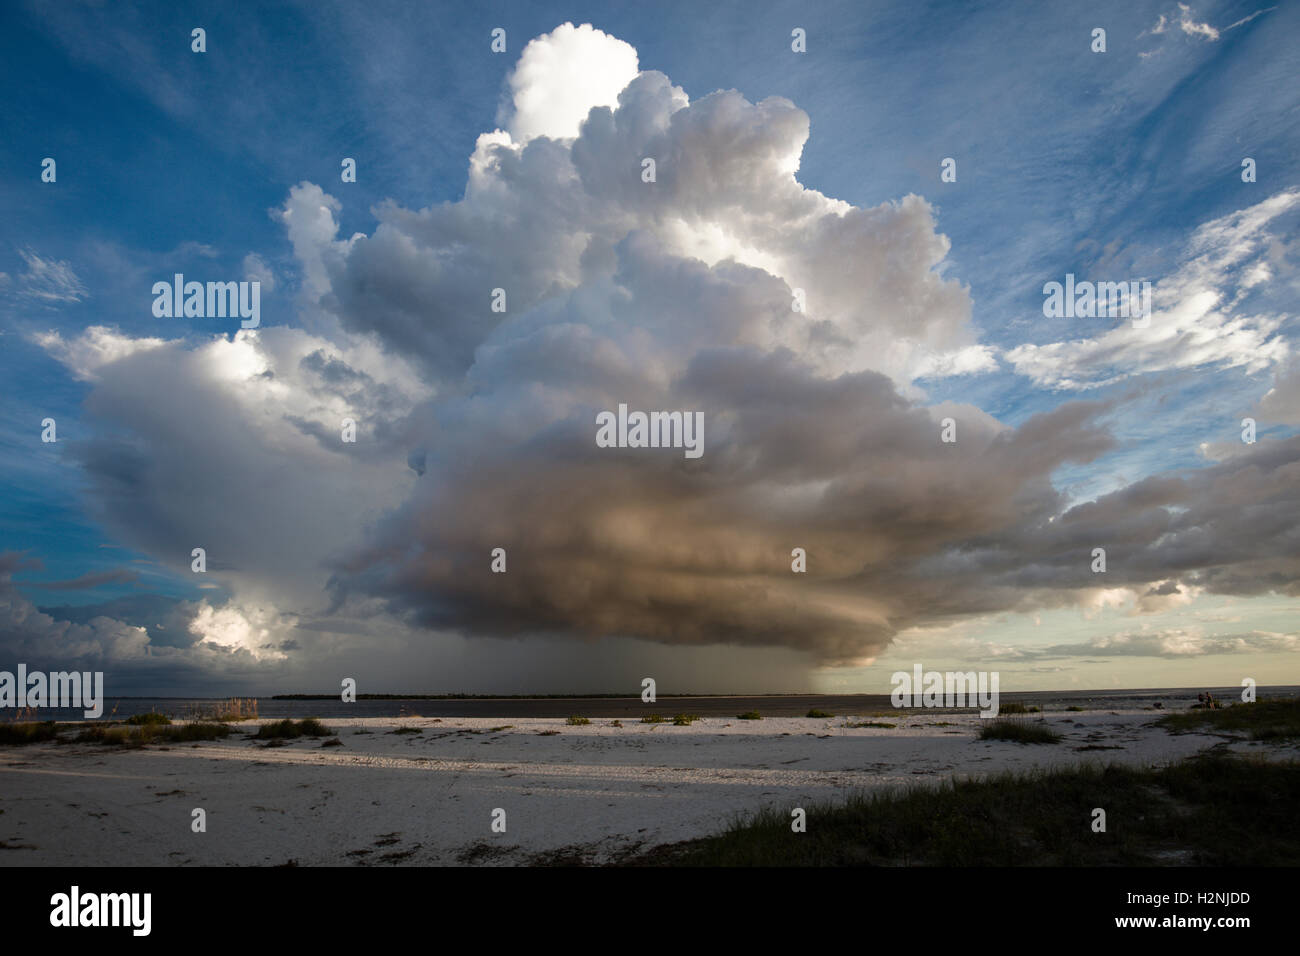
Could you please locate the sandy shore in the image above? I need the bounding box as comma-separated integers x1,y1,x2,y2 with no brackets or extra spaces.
0,709,1272,866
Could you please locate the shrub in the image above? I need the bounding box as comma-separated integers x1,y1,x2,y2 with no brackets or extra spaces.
256,718,333,740
978,719,1060,744
0,722,61,745
126,712,171,725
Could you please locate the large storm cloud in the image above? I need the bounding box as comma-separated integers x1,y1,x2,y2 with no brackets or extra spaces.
25,23,1300,684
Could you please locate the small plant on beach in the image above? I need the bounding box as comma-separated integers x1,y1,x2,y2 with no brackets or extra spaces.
999,702,1040,715
321,738,343,747
641,714,667,724
1157,699,1300,741
1066,706,1084,712
537,730,560,736
843,720,895,728
126,712,171,725
610,720,623,728
736,711,762,720
806,709,835,718
978,719,1060,744
256,718,333,740
628,753,1300,867
0,721,62,746
74,722,232,747
672,714,701,726
565,716,591,725
388,727,421,735
183,697,259,722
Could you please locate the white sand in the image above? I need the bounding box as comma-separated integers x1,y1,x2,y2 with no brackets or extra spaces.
0,710,1272,865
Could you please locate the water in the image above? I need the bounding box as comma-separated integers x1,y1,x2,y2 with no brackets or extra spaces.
8,685,1297,721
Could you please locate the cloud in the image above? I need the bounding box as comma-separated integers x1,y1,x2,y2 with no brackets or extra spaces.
500,22,640,143
1175,3,1221,41
1037,628,1297,659
32,325,169,382
24,568,140,591
242,252,276,293
28,24,1300,683
1005,189,1299,390
8,248,87,305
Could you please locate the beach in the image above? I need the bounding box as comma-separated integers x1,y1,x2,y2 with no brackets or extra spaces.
1,706,1283,866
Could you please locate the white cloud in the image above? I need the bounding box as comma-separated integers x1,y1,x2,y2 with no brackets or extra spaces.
499,22,640,143
10,248,87,304
32,325,169,381
1005,189,1299,390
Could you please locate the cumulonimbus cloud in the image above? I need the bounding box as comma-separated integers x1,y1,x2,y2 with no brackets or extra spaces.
28,23,1300,677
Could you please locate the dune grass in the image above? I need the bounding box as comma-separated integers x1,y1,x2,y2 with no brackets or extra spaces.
806,709,835,718
630,753,1300,866
978,719,1061,744
672,714,701,726
255,718,333,739
1157,698,1300,740
736,711,762,720
0,721,63,745
125,712,171,726
565,716,591,726
998,702,1041,714
641,714,667,724
72,722,233,747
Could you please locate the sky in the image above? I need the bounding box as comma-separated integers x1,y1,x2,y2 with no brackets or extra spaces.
1,0,1298,697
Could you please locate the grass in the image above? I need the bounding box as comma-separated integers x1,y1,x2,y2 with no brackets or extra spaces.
255,718,333,740
736,711,762,720
125,712,171,725
1066,706,1085,712
843,720,896,729
1157,699,1300,741
806,709,835,718
672,714,701,726
565,716,591,726
182,697,259,722
629,753,1300,866
0,721,63,745
998,702,1041,715
72,722,233,747
641,714,667,724
978,719,1061,744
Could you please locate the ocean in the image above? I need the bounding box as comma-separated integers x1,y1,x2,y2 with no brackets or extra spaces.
7,685,1297,721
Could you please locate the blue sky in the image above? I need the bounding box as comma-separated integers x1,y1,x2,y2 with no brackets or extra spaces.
2,1,1298,695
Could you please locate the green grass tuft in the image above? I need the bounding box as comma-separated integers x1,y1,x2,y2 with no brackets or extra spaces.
1157,699,1300,741
736,711,762,720
256,718,333,739
978,719,1061,744
126,712,172,725
0,721,62,745
806,709,835,718
565,716,591,725
628,753,1300,866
